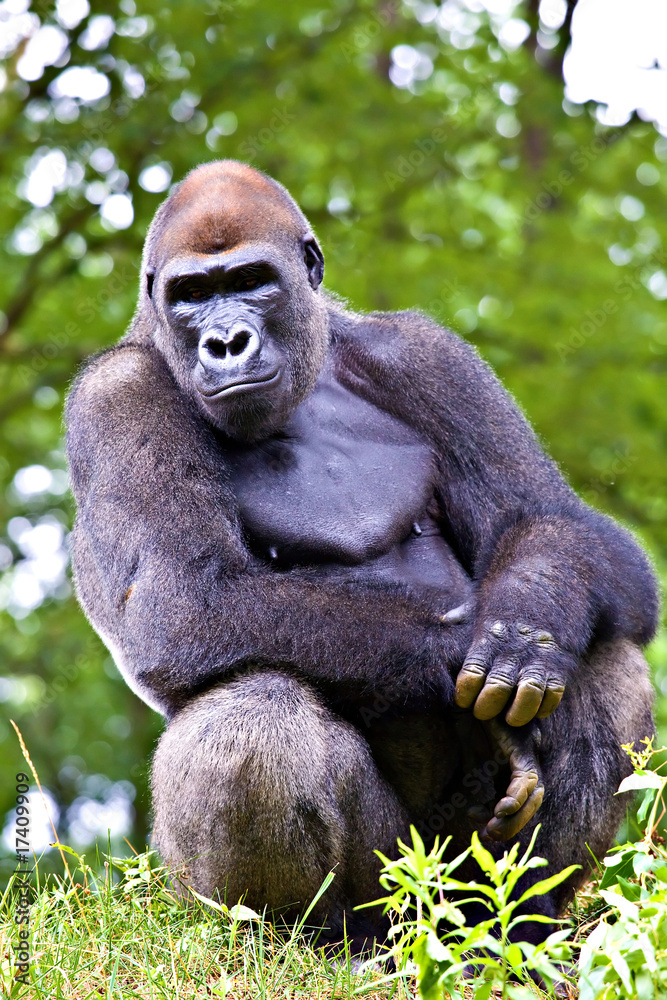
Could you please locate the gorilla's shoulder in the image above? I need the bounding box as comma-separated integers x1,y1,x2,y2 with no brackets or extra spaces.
331,304,475,370
67,344,173,412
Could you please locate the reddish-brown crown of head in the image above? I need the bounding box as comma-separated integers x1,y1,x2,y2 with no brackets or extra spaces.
144,160,311,270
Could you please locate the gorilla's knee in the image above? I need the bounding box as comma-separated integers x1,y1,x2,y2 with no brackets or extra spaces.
583,639,654,744
532,640,654,911
152,670,404,921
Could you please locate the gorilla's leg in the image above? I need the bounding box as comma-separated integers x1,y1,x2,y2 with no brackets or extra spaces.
528,640,654,912
151,669,408,937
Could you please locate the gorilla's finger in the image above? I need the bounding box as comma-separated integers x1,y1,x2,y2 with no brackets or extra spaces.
494,767,539,816
535,684,565,718
484,785,545,841
455,660,488,708
484,715,521,759
440,602,472,625
505,679,545,727
473,679,514,720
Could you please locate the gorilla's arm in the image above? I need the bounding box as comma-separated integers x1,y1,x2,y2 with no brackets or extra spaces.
338,311,659,726
66,344,462,716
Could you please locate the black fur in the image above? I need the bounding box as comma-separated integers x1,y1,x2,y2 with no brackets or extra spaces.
65,160,657,942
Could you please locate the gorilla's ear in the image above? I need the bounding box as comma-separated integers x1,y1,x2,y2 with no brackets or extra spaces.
146,271,155,300
302,237,324,290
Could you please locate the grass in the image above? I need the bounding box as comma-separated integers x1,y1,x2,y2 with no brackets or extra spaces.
0,725,597,999
0,840,585,1000
0,845,405,999
1,724,410,999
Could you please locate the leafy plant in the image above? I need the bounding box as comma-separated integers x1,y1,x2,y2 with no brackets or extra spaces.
360,825,577,999
578,738,667,1000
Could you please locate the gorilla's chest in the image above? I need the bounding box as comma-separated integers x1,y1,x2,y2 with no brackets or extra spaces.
223,380,435,566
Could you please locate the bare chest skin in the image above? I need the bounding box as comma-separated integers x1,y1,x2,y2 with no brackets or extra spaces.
223,369,472,603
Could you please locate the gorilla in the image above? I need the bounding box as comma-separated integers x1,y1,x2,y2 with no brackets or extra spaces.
66,160,656,946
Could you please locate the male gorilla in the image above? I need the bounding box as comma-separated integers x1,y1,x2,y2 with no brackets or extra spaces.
66,160,656,944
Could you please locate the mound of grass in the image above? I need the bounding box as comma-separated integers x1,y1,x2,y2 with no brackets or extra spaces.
4,737,667,999
0,846,402,999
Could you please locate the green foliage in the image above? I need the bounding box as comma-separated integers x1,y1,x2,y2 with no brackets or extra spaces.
363,825,575,998
359,741,667,999
578,740,667,1000
4,739,667,997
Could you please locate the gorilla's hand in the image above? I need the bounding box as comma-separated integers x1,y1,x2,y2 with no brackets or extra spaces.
443,604,572,726
481,717,545,841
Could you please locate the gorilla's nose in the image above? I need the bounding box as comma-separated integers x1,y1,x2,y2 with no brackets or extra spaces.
198,325,260,370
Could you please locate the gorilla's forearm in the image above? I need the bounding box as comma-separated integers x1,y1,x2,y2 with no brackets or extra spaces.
72,530,464,716
473,506,658,655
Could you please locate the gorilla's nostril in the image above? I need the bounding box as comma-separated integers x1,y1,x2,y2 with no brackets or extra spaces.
228,331,250,357
205,338,227,359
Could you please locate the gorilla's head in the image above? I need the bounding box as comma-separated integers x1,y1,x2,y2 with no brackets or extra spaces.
133,160,329,442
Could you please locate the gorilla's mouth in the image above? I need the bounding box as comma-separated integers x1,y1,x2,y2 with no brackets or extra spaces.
200,370,281,399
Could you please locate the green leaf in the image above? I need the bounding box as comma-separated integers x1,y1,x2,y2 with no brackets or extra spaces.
610,949,634,993
637,787,655,824
505,942,523,970
509,913,569,929
516,864,579,905
50,842,82,858
424,930,452,964
469,831,498,878
635,969,657,1000
187,887,228,913
617,771,665,793
431,901,466,927
228,903,261,922
599,887,639,920
506,986,535,1000
637,931,657,973
600,850,636,889
413,935,456,1000
616,875,642,901
471,982,493,1000
633,852,656,876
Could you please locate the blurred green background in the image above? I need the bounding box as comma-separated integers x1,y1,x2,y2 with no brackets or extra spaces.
0,0,665,879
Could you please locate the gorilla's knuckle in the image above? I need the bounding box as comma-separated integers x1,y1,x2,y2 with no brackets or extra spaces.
546,680,566,695
487,656,519,683
517,676,546,693
484,675,515,693
460,661,487,678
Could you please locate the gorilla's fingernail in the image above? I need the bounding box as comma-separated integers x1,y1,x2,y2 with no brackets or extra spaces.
482,819,504,841
494,797,518,817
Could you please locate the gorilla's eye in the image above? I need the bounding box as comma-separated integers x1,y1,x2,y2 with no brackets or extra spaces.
229,266,274,293
233,273,261,292
171,282,212,304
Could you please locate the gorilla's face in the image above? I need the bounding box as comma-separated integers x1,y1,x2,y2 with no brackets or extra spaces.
143,161,328,442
